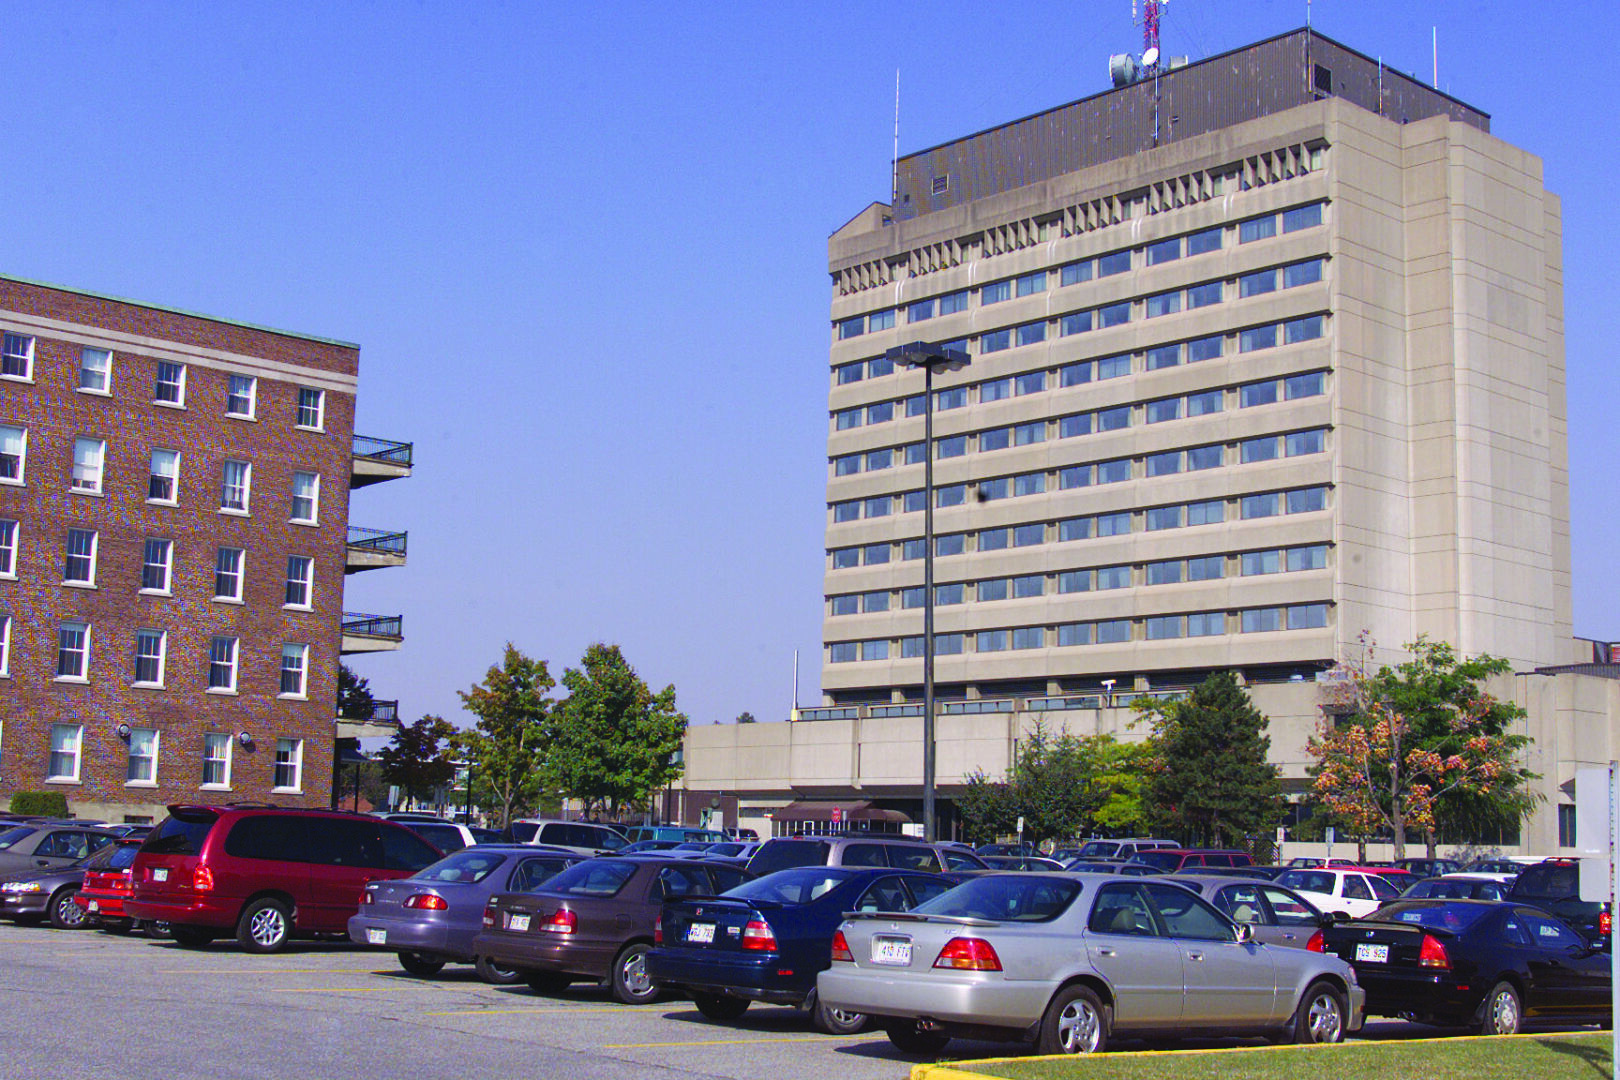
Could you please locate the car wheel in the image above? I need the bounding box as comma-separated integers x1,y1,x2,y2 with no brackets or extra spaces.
101,918,133,936
806,989,867,1035
885,1020,950,1056
1481,981,1522,1036
1037,984,1109,1055
48,888,88,930
1288,980,1347,1044
146,920,173,940
397,951,447,978
167,925,213,948
236,897,292,954
610,942,662,1005
692,992,750,1022
526,972,574,995
474,954,527,986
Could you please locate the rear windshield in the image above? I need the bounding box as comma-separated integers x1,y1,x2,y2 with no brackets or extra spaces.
539,859,638,898
727,867,853,905
914,876,1081,922
142,810,220,856
748,840,831,876
1278,870,1336,894
1078,841,1120,859
509,822,540,843
109,845,141,870
1373,901,1491,932
1133,851,1187,871
1512,864,1578,899
415,849,510,885
408,823,468,853
0,826,36,851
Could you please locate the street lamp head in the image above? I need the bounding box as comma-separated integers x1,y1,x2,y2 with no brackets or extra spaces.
886,341,971,372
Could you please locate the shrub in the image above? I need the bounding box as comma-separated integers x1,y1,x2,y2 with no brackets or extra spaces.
10,791,70,818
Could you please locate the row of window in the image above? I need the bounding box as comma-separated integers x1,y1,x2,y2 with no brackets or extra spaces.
0,333,328,429
830,315,1325,433
831,426,1328,522
0,521,316,607
0,427,322,522
827,602,1333,661
828,544,1330,613
833,203,1325,340
0,614,311,697
38,721,304,791
828,485,1330,569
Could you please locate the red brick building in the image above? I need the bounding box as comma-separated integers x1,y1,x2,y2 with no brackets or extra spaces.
0,275,409,822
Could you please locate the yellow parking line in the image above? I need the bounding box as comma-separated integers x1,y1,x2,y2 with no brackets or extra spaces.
155,968,388,975
427,1006,666,1017
603,1036,846,1049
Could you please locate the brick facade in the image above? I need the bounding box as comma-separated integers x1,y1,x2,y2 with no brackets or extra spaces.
0,275,363,820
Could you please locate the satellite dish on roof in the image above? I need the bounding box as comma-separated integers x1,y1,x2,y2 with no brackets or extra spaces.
1142,46,1160,68
1109,53,1140,87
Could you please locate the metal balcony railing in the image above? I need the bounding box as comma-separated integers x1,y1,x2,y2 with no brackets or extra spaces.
342,612,404,639
338,699,400,723
346,526,408,556
352,435,413,466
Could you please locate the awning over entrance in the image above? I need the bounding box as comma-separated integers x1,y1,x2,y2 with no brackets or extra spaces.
773,800,911,824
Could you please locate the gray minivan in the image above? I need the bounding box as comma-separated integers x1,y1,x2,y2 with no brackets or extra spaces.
508,819,627,856
746,835,987,876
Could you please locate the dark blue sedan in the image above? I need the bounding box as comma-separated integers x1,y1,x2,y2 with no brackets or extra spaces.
646,866,955,1032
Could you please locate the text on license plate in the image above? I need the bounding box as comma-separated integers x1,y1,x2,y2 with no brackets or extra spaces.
1355,943,1390,963
152,868,168,883
686,922,716,944
871,937,912,965
508,914,531,932
366,928,387,945
87,901,100,913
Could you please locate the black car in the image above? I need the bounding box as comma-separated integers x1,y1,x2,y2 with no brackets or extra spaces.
1401,876,1511,901
1396,857,1463,878
1312,899,1610,1033
1508,858,1612,946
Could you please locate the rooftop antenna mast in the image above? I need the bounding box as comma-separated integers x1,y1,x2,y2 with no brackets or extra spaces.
1141,0,1162,63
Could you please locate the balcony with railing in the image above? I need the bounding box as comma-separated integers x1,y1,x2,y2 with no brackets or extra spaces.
792,689,1189,723
346,525,408,573
351,434,413,488
335,699,401,740
341,611,404,654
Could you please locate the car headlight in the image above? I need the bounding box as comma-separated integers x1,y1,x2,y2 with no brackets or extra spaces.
1,881,44,893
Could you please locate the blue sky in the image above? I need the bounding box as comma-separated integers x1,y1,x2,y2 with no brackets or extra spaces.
3,2,1615,731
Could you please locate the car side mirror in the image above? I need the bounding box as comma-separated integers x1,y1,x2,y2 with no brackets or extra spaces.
1317,912,1338,928
1234,923,1254,944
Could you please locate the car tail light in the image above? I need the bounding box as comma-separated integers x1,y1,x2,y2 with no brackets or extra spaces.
934,938,1002,971
193,867,214,892
741,919,778,952
654,921,663,945
482,905,496,927
1305,930,1324,952
1419,934,1450,969
541,909,576,934
1601,910,1612,937
830,930,853,963
404,894,449,911
361,890,374,905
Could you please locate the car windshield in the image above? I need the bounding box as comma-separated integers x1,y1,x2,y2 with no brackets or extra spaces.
0,826,36,851
747,840,831,876
1077,842,1120,859
108,844,141,870
705,843,744,857
1278,870,1336,893
726,867,852,905
538,859,638,898
1373,901,1492,932
414,849,509,885
913,876,1081,922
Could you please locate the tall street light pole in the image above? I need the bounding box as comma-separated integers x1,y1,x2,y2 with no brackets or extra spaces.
885,341,970,842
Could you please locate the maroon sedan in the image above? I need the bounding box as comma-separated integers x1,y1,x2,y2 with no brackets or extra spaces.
473,856,750,1003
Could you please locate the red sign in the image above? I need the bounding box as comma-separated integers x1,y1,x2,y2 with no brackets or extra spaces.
831,807,843,824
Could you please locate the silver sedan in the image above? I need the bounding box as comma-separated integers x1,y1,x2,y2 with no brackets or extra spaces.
816,872,1363,1056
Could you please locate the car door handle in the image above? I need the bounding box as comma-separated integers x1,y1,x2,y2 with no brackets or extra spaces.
1187,951,1205,961
1283,933,1297,941
1095,947,1116,957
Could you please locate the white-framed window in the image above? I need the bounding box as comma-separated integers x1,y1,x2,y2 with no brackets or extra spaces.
284,555,313,608
290,471,319,525
0,519,15,577
56,622,90,680
126,727,159,784
48,723,83,781
296,387,325,430
214,547,244,601
202,732,232,788
207,636,238,692
140,538,173,593
63,529,98,586
154,361,186,406
0,613,11,676
0,424,27,484
133,628,166,687
79,347,112,393
1,333,33,380
226,374,257,418
71,437,106,494
273,737,303,792
148,448,180,504
279,643,308,697
220,459,250,513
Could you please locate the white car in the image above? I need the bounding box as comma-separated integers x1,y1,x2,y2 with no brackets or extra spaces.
1274,868,1401,918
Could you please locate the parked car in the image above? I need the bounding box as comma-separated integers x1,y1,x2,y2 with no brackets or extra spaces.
1159,874,1329,948
1401,875,1511,901
127,805,443,953
468,827,505,845
622,826,727,845
1287,857,1359,868
75,838,152,933
1071,838,1178,862
623,840,682,854
0,822,119,875
817,872,1363,1055
1461,859,1526,883
975,842,1038,857
981,856,1067,872
1396,857,1463,878
1059,859,1163,876
474,856,752,1003
695,842,759,863
1275,867,1402,918
508,819,628,856
376,814,477,854
746,835,987,876
1130,849,1255,873
0,838,129,928
647,865,955,1031
1312,899,1610,1032
349,844,579,982
1508,858,1612,946
724,828,760,842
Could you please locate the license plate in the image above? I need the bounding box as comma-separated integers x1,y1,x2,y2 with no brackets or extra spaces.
87,901,100,913
508,914,531,932
366,928,387,945
686,923,716,944
1355,943,1389,963
871,937,912,966
152,868,168,883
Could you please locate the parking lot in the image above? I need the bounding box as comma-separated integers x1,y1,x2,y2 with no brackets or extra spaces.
1,921,1602,1080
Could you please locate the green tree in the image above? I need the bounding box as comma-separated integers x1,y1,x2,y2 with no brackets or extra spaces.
735,711,757,724
1135,672,1282,847
337,662,376,720
376,714,457,808
546,643,688,819
453,643,556,827
956,722,1147,845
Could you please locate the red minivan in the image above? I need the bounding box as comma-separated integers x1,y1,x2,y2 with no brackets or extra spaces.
127,805,442,953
